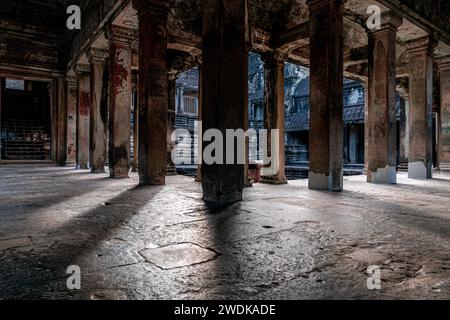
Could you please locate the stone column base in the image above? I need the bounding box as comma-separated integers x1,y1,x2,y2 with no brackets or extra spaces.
166,165,177,176
308,171,343,192
408,161,432,180
260,175,287,185
367,166,397,184
439,162,450,172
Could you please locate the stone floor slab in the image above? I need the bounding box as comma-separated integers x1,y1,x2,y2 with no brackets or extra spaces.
139,243,219,270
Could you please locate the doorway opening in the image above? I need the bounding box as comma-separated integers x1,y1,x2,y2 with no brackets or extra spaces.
0,78,51,160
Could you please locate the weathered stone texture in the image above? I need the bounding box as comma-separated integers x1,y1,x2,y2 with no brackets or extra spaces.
88,49,109,174
107,26,134,179
201,0,247,207
307,0,344,191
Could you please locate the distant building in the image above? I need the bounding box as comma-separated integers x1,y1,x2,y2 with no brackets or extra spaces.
174,53,402,170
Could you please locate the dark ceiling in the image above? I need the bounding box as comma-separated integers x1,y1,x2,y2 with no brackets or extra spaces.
0,0,83,28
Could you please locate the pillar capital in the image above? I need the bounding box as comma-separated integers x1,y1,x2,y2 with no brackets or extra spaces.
167,51,198,76
274,50,288,63
168,70,178,82
65,70,77,87
367,11,402,34
132,0,174,18
74,63,90,75
405,36,438,56
105,25,136,46
261,50,287,67
87,48,109,64
436,55,450,72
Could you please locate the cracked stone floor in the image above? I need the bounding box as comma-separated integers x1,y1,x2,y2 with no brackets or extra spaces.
0,164,449,300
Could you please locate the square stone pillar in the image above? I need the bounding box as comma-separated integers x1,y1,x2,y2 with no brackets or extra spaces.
307,0,345,191
398,96,409,164
133,0,172,186
75,64,90,170
363,82,368,173
0,78,3,159
56,76,67,166
167,72,177,176
106,26,134,179
366,12,402,184
260,50,287,185
66,72,78,164
131,71,139,172
87,48,109,174
437,56,450,171
406,36,437,179
195,62,203,183
201,0,247,208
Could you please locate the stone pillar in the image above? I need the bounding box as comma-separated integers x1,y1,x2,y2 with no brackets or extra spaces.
131,71,139,172
363,82,368,173
107,26,134,179
66,72,78,164
75,64,91,169
167,72,177,176
195,62,203,183
201,0,247,208
399,96,410,164
260,50,287,185
406,36,437,179
87,48,109,174
307,0,345,191
56,76,67,166
133,0,172,185
437,56,450,171
0,78,3,159
366,12,402,184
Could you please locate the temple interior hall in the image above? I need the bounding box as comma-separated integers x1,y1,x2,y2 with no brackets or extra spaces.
0,0,449,300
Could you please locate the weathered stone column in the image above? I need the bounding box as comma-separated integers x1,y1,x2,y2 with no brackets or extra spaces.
201,0,247,208
87,48,109,174
167,72,177,176
366,12,402,184
75,64,91,169
66,72,78,164
437,56,450,171
399,96,410,164
406,36,437,179
363,82,368,173
131,71,139,173
133,0,172,185
56,76,67,166
107,26,134,179
260,50,287,185
307,0,345,191
0,78,3,159
195,63,203,183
